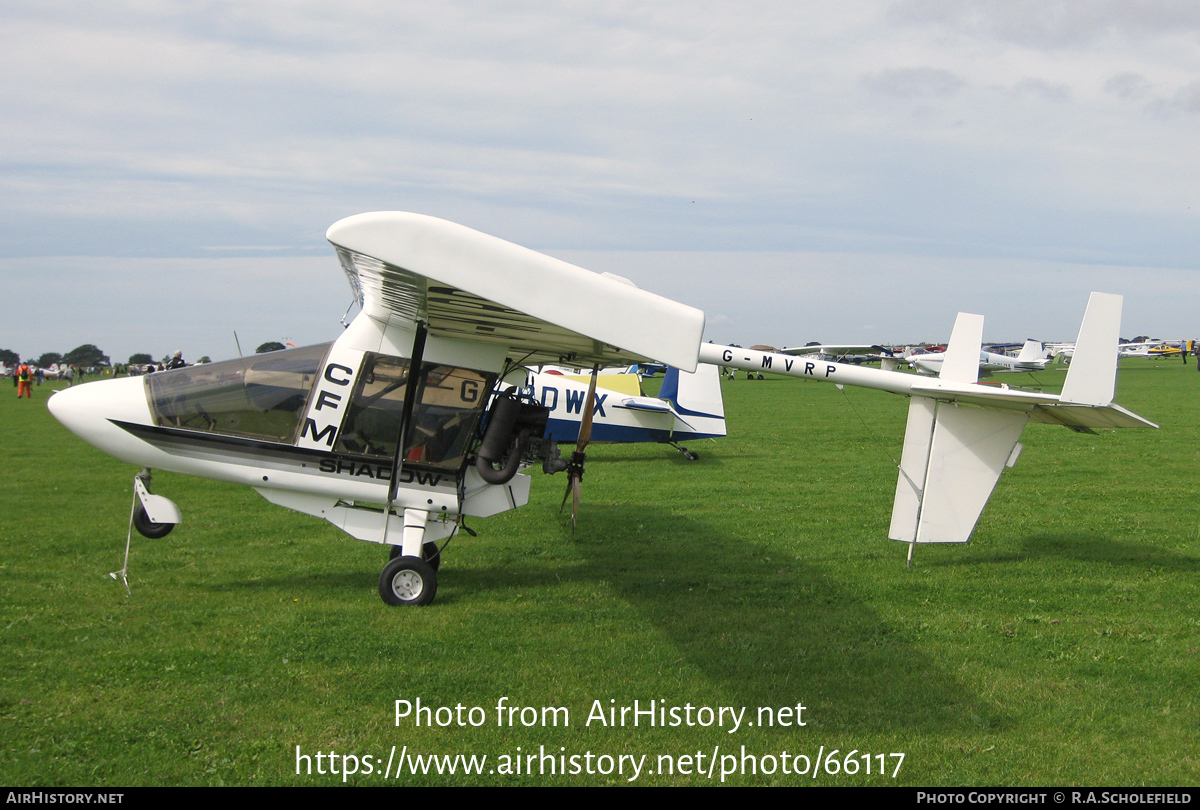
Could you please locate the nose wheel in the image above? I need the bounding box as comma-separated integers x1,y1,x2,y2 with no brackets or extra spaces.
131,471,181,537
133,503,175,538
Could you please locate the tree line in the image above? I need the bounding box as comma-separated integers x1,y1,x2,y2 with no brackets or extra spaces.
2,341,291,369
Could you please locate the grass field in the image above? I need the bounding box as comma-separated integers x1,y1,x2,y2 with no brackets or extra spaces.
2,359,1197,786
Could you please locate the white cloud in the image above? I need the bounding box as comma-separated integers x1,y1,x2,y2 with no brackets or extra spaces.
887,0,1200,48
1,0,1198,350
1105,71,1152,99
861,67,966,97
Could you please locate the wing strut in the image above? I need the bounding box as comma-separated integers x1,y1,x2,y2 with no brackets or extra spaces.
382,323,429,548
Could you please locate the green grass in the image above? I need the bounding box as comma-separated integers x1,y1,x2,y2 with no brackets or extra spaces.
1,360,1197,785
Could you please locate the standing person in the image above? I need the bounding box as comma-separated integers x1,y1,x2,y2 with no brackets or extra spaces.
16,363,32,399
166,351,186,370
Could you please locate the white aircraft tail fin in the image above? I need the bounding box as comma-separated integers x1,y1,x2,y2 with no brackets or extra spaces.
1060,292,1122,406
890,292,1151,548
659,363,727,435
889,397,1028,545
938,312,985,383
1016,339,1045,363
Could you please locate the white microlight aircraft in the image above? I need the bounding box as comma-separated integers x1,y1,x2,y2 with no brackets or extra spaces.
906,339,1051,376
780,344,893,363
49,212,1155,606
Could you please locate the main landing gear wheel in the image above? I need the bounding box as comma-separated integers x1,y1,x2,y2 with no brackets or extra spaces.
379,556,438,606
133,504,174,539
388,542,441,571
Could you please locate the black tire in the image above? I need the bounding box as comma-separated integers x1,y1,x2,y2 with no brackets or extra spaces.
389,542,441,571
379,556,438,606
684,451,700,461
133,503,174,539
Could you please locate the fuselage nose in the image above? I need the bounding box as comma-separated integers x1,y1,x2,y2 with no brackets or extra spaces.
48,376,158,466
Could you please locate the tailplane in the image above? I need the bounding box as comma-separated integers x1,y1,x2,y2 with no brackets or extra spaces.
889,292,1153,553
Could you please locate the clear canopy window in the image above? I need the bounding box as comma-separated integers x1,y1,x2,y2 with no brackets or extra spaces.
147,344,331,443
335,353,495,472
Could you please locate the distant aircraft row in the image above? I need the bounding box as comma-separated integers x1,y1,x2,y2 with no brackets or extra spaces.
771,338,1194,378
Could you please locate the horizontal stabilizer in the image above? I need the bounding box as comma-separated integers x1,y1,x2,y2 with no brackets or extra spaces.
616,397,673,413
890,397,1029,544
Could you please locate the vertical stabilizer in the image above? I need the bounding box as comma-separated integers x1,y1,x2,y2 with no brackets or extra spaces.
939,312,985,383
659,363,725,420
889,397,937,543
1016,339,1044,363
890,397,1029,544
1060,292,1122,406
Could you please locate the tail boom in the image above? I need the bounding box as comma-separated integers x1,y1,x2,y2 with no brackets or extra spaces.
700,292,1155,550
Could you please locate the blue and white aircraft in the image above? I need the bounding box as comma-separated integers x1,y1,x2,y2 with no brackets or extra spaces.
517,364,725,459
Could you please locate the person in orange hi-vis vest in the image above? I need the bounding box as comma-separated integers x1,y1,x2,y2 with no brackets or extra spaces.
16,363,32,399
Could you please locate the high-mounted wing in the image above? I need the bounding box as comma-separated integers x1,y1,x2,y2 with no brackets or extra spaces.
328,212,705,371
781,344,888,357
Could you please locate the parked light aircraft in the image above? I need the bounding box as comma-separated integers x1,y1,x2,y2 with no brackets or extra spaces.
780,344,893,364
906,339,1050,376
1115,341,1160,358
520,365,725,459
1130,341,1190,358
48,212,1156,606
1053,340,1189,362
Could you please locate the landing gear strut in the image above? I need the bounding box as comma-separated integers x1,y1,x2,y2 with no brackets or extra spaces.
389,541,442,571
378,508,442,606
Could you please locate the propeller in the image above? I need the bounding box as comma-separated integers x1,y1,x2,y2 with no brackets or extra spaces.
560,364,599,528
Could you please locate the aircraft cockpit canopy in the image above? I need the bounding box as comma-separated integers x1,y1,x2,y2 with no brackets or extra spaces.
334,354,495,472
147,344,330,443
146,344,497,476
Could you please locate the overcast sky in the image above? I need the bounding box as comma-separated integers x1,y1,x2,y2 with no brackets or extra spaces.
4,1,1199,362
